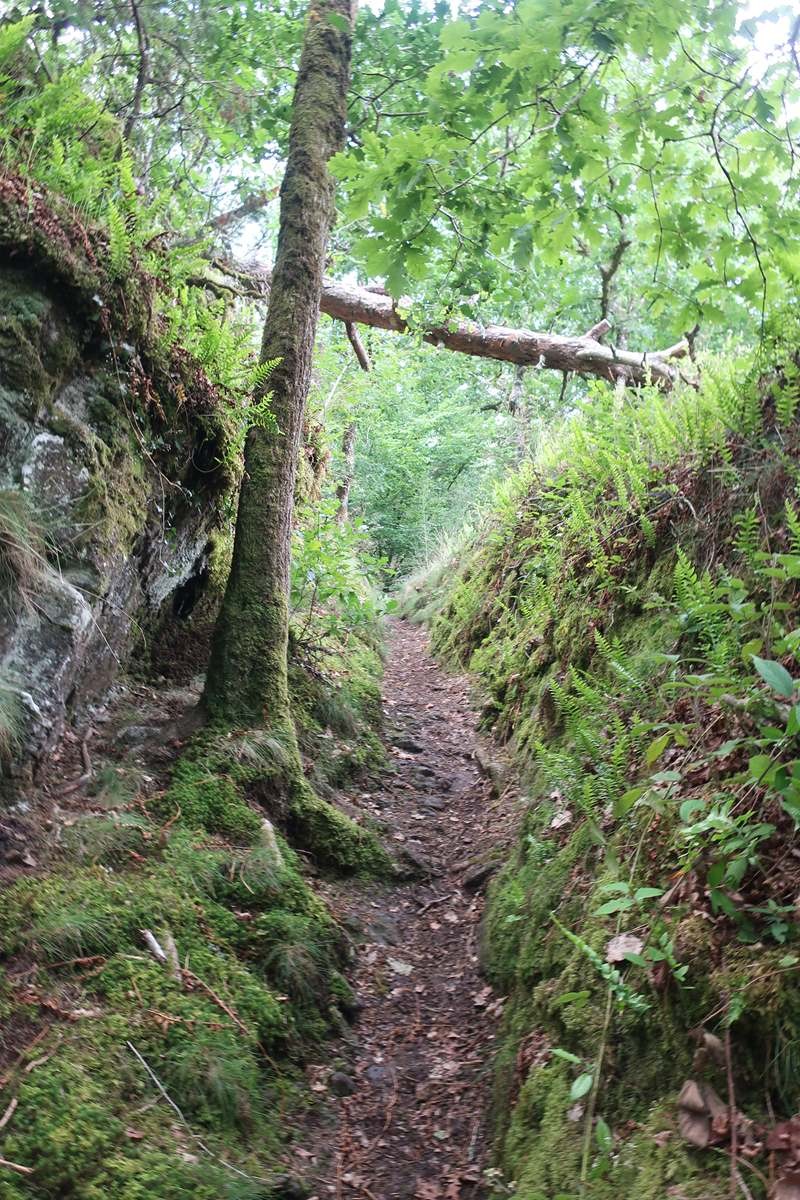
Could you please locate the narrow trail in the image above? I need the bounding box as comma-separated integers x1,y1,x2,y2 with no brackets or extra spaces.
301,619,518,1200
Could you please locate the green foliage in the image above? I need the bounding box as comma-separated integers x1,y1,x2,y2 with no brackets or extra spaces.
335,0,800,339
252,911,334,1004
419,322,800,1195
0,488,54,614
552,918,650,1015
310,329,518,574
291,497,388,645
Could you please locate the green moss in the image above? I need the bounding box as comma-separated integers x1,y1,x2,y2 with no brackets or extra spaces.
286,777,390,875
412,361,800,1198
154,758,262,843
3,1048,124,1194
0,811,349,1195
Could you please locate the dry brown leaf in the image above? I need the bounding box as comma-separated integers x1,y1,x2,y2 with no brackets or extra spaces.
774,1171,800,1200
605,933,644,963
677,1079,728,1149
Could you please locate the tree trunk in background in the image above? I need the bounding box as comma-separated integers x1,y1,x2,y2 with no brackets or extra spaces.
203,0,354,728
335,421,357,524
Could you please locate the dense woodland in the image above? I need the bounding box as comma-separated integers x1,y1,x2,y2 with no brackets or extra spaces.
1,0,800,1197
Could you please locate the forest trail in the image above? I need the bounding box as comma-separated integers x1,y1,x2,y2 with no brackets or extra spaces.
300,619,518,1200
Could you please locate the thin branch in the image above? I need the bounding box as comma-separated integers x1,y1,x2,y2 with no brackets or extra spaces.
173,188,279,249
344,321,371,371
123,0,150,141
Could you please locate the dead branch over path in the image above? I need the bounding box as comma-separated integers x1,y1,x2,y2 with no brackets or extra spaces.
207,257,692,387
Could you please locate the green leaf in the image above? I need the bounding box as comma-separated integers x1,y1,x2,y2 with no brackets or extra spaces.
748,754,775,784
634,887,664,902
707,862,726,887
710,888,739,918
741,638,763,664
645,733,671,765
570,1072,594,1101
752,655,795,697
624,952,647,967
552,1047,582,1064
595,1117,613,1152
552,991,591,1009
680,798,706,822
787,704,800,736
595,897,635,916
615,786,646,817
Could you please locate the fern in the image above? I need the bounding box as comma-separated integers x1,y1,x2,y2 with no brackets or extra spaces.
106,197,132,277
785,500,800,556
0,16,35,71
733,504,761,566
674,548,733,667
775,364,800,428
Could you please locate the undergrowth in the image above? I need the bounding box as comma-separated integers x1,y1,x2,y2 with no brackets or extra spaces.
0,680,385,1197
410,311,800,1198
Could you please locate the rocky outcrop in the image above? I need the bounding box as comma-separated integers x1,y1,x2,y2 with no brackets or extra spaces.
0,181,231,774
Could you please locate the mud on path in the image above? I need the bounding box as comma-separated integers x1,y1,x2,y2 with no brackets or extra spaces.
298,619,518,1200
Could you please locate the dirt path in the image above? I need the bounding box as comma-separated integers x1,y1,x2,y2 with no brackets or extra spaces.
299,619,517,1200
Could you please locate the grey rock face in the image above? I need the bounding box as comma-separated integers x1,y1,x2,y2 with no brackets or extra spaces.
0,268,225,773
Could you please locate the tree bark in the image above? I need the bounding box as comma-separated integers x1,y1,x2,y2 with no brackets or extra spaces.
335,421,357,524
203,0,354,728
319,280,690,386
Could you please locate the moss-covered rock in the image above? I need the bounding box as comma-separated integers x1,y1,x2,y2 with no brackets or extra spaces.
0,176,232,773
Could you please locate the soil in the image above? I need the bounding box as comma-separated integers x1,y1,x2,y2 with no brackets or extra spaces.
295,619,519,1200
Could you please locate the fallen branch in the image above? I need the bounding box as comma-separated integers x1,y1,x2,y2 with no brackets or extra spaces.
174,188,280,249
200,258,693,388
416,892,454,915
59,728,94,796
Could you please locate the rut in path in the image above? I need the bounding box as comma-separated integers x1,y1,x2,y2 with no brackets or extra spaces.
300,619,517,1200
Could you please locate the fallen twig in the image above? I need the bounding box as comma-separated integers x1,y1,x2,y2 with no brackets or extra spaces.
725,1019,738,1200
0,1097,18,1131
734,1167,754,1200
416,892,453,915
0,1029,47,1090
24,1050,56,1074
0,1156,33,1176
142,929,167,963
59,728,94,796
180,969,252,1038
11,954,106,980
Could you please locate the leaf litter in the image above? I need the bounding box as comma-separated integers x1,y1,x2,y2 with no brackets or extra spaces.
293,620,519,1198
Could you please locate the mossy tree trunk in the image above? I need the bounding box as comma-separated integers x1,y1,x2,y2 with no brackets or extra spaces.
203,0,355,731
